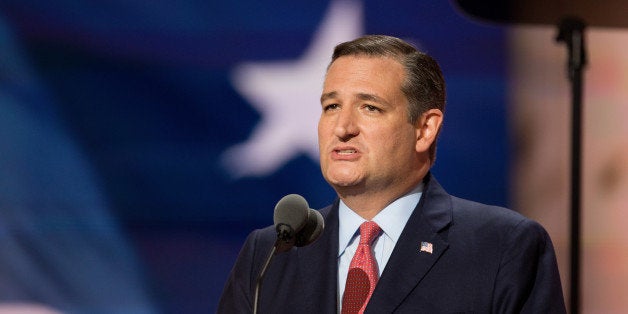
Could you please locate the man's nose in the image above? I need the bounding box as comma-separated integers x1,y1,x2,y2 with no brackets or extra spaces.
333,108,359,140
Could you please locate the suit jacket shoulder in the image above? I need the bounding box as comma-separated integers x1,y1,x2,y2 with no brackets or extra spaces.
367,175,565,313
218,202,339,314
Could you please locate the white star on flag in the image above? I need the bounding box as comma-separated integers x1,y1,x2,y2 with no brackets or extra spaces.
221,0,364,178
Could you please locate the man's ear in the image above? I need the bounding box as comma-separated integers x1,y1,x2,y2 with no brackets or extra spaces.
415,109,444,153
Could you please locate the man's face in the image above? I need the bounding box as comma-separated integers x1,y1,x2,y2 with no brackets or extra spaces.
318,55,421,193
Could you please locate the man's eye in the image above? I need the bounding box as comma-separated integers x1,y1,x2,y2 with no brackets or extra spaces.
364,104,381,112
323,104,340,111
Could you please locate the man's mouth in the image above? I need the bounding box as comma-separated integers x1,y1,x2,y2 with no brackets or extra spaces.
336,149,357,155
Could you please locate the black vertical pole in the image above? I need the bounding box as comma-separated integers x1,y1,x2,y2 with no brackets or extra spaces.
556,17,586,314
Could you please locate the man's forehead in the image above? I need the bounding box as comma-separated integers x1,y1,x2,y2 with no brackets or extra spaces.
327,54,402,69
324,55,405,84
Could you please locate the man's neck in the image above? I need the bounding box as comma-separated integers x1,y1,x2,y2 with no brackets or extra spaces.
336,175,426,220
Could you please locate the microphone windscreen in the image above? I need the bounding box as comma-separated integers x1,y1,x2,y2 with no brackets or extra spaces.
295,209,325,247
273,194,309,233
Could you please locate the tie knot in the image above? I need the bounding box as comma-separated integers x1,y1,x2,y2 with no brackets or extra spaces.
359,221,381,245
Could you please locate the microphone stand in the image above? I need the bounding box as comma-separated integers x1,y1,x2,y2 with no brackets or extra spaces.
253,224,295,314
556,16,587,314
253,245,277,314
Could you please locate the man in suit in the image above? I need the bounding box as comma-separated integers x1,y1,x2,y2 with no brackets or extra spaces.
218,35,566,313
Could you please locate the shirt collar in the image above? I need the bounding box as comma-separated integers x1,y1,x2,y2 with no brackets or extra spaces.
338,182,424,257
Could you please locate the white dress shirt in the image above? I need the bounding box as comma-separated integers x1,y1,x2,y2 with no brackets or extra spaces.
337,183,424,311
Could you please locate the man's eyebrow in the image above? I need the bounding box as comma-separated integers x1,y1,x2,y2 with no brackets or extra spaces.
357,93,389,105
320,91,338,103
320,92,389,106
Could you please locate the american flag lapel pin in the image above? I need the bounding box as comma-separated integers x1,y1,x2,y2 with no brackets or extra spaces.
420,241,433,254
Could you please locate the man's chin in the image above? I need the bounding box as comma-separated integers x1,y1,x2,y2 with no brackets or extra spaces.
327,178,366,193
322,167,366,187
325,174,361,187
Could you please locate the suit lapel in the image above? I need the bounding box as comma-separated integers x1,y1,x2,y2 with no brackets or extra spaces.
366,175,453,313
296,202,339,313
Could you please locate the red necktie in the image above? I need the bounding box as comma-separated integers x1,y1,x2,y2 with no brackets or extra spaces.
341,221,382,314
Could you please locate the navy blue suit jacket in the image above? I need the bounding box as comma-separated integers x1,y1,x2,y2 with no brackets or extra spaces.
218,175,566,313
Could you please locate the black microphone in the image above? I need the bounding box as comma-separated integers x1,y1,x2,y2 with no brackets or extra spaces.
254,194,325,314
295,208,324,247
273,194,309,252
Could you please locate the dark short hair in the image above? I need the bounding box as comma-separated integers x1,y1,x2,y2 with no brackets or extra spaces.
329,34,446,162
